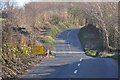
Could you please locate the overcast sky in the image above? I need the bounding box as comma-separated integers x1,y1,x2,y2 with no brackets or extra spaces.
3,0,118,7
15,0,119,4
15,0,31,6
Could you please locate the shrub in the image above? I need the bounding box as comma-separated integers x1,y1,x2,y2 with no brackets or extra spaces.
85,48,98,57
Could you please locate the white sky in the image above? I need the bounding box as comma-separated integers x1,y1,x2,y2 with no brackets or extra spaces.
15,0,31,6
2,0,119,7
14,0,119,7
15,0,119,5
33,0,119,2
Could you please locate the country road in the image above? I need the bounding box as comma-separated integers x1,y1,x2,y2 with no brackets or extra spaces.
20,28,118,79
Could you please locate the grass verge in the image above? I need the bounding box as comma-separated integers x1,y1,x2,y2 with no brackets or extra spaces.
46,22,74,46
85,48,98,57
85,48,115,58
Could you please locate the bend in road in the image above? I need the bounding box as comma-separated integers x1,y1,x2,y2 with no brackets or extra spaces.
20,28,118,79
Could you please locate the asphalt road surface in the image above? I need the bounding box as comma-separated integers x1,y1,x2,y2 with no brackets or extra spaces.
20,28,118,79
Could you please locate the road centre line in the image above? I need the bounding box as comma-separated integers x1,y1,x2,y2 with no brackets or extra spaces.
74,70,78,74
80,58,82,61
78,63,80,66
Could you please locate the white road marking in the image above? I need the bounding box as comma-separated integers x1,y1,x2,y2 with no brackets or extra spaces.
74,70,78,74
51,51,85,54
55,40,66,43
78,63,80,66
67,30,72,49
31,73,51,76
80,58,83,61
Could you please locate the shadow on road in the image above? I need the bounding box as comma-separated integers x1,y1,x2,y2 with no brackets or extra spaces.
20,57,118,79
78,24,103,50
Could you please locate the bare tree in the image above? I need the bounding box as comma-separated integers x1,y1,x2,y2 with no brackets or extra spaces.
78,2,118,50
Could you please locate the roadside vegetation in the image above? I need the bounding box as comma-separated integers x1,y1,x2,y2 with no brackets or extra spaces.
78,23,118,59
77,3,119,63
47,22,73,43
85,48,114,58
1,2,85,78
2,43,42,78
